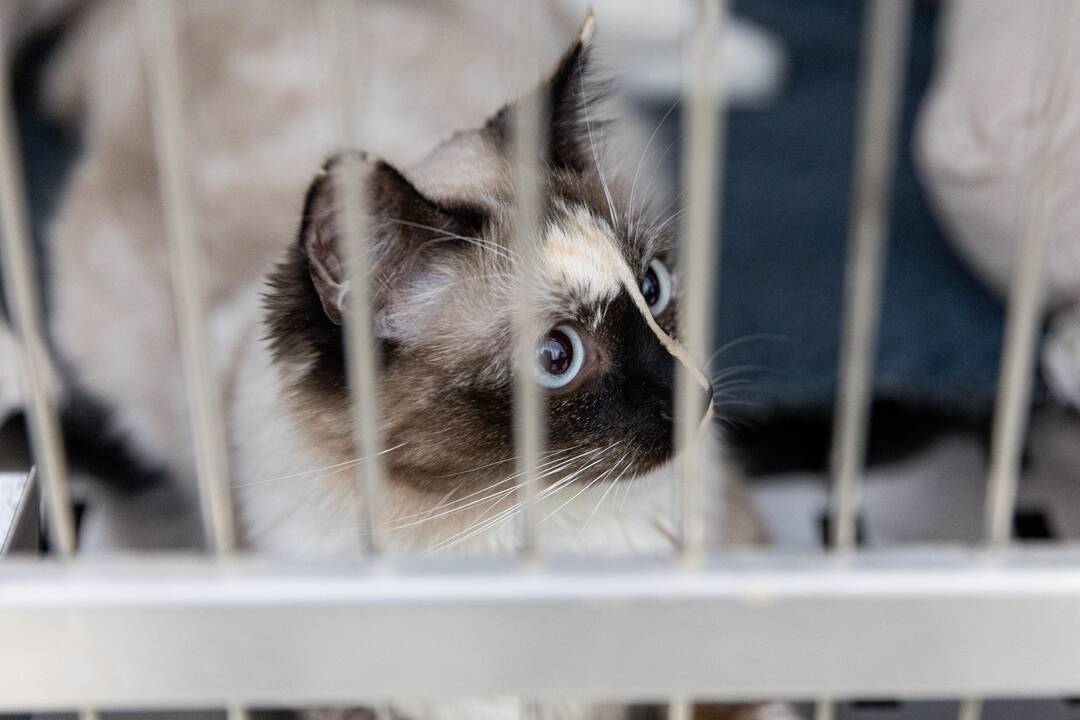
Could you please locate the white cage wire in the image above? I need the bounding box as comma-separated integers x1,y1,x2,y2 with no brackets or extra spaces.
0,1,1076,719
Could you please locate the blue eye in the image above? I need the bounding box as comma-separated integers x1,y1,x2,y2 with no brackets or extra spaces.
641,259,671,315
535,324,585,389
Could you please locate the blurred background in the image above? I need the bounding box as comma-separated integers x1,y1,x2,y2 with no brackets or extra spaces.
3,0,1080,718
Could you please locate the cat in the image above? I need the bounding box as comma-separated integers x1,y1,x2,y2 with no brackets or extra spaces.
221,14,795,720
225,26,766,554
39,1,795,717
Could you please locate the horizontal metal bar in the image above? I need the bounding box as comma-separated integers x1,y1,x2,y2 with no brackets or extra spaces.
4,548,1080,709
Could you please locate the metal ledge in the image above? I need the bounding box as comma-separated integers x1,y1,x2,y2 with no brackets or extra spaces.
2,547,1080,710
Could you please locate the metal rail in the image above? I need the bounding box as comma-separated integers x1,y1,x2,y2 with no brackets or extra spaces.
4,548,1080,709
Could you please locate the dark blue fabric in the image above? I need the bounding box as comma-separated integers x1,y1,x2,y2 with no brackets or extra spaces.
10,34,77,321
643,0,1013,415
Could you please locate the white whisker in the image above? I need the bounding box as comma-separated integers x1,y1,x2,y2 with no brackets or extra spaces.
705,334,789,370
628,95,682,238
388,446,602,526
424,442,623,554
384,218,515,262
231,442,407,488
389,451,592,530
574,452,630,545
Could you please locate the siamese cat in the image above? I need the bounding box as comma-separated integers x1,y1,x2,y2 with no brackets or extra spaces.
224,16,794,720
224,13,768,556
40,1,794,717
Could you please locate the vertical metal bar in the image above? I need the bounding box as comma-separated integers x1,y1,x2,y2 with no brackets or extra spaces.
318,7,397,720
983,0,1076,548
671,1,726,718
139,0,237,553
141,3,246,718
827,0,912,552
818,3,911,718
967,4,1076,718
813,702,835,720
668,697,692,720
0,82,89,720
675,0,726,566
956,699,982,720
320,0,387,554
509,8,548,720
510,1,547,561
507,11,546,720
0,52,77,555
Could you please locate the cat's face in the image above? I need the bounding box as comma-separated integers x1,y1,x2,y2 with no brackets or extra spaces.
264,16,712,495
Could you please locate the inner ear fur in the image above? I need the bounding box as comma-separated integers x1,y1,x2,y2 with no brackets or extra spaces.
298,151,486,325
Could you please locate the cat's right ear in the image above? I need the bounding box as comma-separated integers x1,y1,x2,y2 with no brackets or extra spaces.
296,151,483,330
484,11,602,173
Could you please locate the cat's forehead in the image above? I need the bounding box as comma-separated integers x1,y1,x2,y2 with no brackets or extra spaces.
542,204,629,307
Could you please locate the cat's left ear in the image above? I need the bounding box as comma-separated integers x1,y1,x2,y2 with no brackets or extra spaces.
485,11,602,172
294,151,483,329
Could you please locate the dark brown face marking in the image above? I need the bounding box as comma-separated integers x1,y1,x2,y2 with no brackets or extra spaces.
261,13,711,499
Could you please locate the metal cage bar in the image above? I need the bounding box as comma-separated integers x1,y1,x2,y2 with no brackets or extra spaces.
509,3,548,561
983,0,1077,549
0,45,76,556
672,4,726,719
0,69,98,720
964,4,1078,719
322,0,388,554
1,14,99,720
827,0,912,553
139,0,237,554
140,4,246,719
676,0,726,563
818,3,912,717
